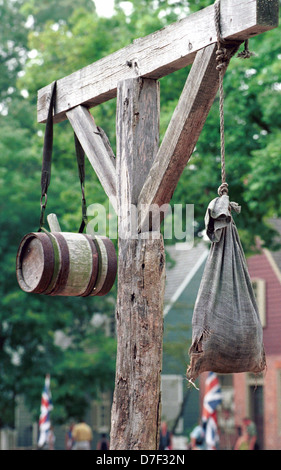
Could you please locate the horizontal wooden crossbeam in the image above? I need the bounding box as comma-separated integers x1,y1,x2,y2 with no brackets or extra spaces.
37,0,278,124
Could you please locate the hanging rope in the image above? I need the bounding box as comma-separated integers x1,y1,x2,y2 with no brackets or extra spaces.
214,0,229,197
214,0,254,197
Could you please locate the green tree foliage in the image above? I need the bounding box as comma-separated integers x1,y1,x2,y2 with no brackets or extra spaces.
0,100,117,424
0,0,119,427
0,0,28,104
169,1,281,252
20,0,96,30
0,0,280,427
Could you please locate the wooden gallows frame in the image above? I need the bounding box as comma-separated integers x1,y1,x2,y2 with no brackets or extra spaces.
37,0,278,450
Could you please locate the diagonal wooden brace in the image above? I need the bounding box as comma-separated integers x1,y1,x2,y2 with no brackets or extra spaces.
137,42,235,232
66,106,117,213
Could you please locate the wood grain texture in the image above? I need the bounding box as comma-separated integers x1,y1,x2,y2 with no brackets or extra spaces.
96,125,116,168
53,232,93,296
110,78,163,450
16,233,55,294
110,235,165,450
16,230,116,297
116,78,159,238
66,106,117,212
47,213,62,232
37,0,279,123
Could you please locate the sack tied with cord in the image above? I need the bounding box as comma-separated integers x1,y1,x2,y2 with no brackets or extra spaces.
186,194,266,383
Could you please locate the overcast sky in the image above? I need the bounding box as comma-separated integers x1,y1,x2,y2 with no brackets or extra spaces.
94,0,115,17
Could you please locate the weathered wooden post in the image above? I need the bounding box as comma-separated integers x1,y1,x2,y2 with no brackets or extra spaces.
110,78,165,449
35,0,279,451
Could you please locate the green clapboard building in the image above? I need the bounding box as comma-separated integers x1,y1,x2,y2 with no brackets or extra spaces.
161,240,208,446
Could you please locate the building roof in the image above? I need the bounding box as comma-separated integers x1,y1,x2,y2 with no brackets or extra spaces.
164,240,208,316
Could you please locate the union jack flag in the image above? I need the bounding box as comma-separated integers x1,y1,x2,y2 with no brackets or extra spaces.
38,374,53,448
202,372,222,450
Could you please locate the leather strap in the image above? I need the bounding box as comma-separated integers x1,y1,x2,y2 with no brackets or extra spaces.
38,81,88,233
39,81,57,229
74,133,88,233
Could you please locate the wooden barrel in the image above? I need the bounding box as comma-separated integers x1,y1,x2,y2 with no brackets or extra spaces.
16,231,117,297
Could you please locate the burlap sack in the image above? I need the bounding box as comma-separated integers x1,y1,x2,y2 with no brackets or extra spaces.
187,194,266,382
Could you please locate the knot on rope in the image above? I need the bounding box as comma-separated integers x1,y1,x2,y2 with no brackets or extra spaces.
218,182,228,197
216,47,228,71
237,39,255,59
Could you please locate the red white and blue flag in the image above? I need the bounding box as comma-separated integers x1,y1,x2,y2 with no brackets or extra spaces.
202,372,222,450
38,374,53,448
